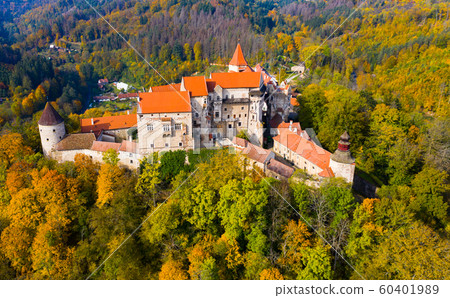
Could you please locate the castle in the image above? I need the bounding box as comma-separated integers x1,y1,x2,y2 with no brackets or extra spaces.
38,44,355,184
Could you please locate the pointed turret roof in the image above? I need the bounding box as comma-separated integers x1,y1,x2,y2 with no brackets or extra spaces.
229,43,248,66
38,102,64,126
330,131,355,164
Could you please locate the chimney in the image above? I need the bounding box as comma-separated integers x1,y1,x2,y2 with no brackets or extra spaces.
91,118,94,125
127,110,130,115
289,120,293,131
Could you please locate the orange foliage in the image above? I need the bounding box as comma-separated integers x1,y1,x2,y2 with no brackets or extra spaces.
159,260,188,280
260,268,284,280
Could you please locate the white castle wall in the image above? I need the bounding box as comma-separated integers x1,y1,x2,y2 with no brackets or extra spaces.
329,158,355,184
39,122,66,157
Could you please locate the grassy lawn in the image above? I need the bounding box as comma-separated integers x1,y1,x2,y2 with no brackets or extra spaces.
90,99,138,112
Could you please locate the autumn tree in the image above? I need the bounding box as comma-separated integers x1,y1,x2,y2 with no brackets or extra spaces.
159,259,188,280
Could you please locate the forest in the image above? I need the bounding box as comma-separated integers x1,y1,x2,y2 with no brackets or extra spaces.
0,0,449,279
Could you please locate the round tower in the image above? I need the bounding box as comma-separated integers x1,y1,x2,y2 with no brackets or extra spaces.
38,102,66,157
329,131,356,184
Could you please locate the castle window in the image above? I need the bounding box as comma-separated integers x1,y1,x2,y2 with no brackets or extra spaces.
215,112,219,117
53,129,55,132
231,95,234,99
238,122,242,127
203,99,207,104
163,124,170,132
147,124,153,131
150,144,154,148
175,124,182,130
227,115,230,119
217,96,220,101
241,106,244,110
239,114,241,118
224,108,227,111
165,143,169,148
252,115,255,120
228,124,232,129
179,142,183,147
225,95,228,99
130,160,133,164
46,138,49,141
195,112,199,118
244,114,247,117
59,136,62,139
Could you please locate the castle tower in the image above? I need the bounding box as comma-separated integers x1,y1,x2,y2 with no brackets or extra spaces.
329,131,356,183
38,102,66,157
229,43,248,72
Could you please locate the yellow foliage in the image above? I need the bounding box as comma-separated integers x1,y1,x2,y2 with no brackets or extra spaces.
159,260,188,280
96,163,124,208
259,268,284,280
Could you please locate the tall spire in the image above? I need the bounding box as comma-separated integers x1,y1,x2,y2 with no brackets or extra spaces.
330,131,355,164
229,43,248,67
38,102,64,126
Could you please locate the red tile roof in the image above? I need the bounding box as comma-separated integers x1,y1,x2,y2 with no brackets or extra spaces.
274,129,332,173
182,76,208,97
267,159,294,178
232,137,273,164
150,83,181,92
81,114,137,133
229,43,248,66
318,167,334,178
119,140,138,153
91,141,121,152
139,91,191,113
211,72,262,89
278,121,302,132
117,93,138,99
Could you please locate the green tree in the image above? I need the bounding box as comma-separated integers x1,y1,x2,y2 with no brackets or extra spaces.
102,149,119,166
136,159,161,206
